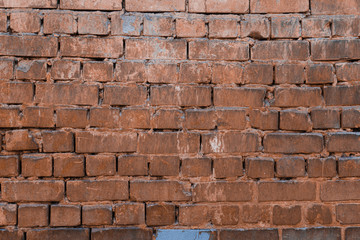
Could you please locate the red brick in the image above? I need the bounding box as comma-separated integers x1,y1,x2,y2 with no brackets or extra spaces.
258,182,316,202
327,132,360,152
139,132,199,154
347,228,360,240
2,180,64,202
149,156,180,176
214,87,266,107
189,0,249,13
176,18,206,37
250,0,309,13
18,204,48,227
0,60,14,79
118,155,148,176
126,0,185,11
43,11,77,34
333,16,360,37
0,11,5,32
311,39,360,60
91,228,152,240
151,85,211,107
193,182,252,202
126,38,186,60
273,87,323,107
130,180,191,201
42,131,74,153
240,16,270,39
22,154,52,177
179,62,211,83
10,11,40,33
53,154,84,177
212,205,240,225
56,108,88,128
242,205,271,224
0,35,57,57
308,157,337,178
15,60,45,80
82,205,112,226
5,130,38,151
339,157,360,177
271,17,300,38
181,157,212,177
209,18,239,38
185,109,216,130
115,203,145,225
284,228,340,240
325,86,360,106
83,61,113,82
213,157,243,178
189,40,249,60
104,85,147,106
146,203,175,226
179,204,211,226
111,14,142,36
0,107,20,128
0,204,16,226
243,63,273,84
264,133,323,153
275,63,305,84
27,229,89,240
336,204,360,224
311,108,340,129
89,108,121,128
252,41,309,60
146,62,178,83
307,63,334,84
216,109,246,130
122,108,151,129
151,109,183,129
0,82,33,104
276,156,305,178
0,156,18,177
60,0,122,10
115,61,146,82
342,108,360,128
22,107,54,128
35,83,98,106
86,155,116,176
246,158,274,178
75,131,137,153
212,63,243,84
220,229,278,240
60,36,123,58
311,0,360,14
336,63,360,82
280,110,312,131
302,17,331,38
306,204,332,224
51,60,80,80
78,12,109,35
273,205,301,225
2,0,54,7
250,109,278,130
202,132,260,153
144,16,174,37
67,180,128,202
321,181,360,201
50,205,80,227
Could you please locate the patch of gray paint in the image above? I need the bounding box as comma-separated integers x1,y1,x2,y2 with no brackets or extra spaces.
156,229,216,240
16,62,32,73
122,16,137,34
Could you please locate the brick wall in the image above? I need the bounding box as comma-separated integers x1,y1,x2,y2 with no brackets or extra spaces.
0,0,360,239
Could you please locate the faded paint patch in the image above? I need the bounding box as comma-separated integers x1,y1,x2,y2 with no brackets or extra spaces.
156,229,216,240
210,135,223,152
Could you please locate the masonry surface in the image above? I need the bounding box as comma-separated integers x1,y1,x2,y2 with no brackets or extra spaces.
0,0,360,239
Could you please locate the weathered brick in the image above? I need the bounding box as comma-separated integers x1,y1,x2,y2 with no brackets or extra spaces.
271,17,301,39
144,15,174,37
346,228,360,240
146,203,175,226
104,85,147,106
126,0,185,11
115,203,145,225
189,0,249,13
252,41,309,60
258,182,316,201
307,63,335,84
216,109,246,130
22,154,52,177
115,61,146,82
42,131,74,153
78,12,109,35
86,155,116,176
60,0,122,10
149,156,180,176
43,11,77,34
185,109,216,130
176,18,206,37
0,156,18,177
212,205,240,226
250,0,309,13
0,60,14,79
5,130,38,151
91,228,152,240
22,107,54,128
179,205,211,226
179,62,212,83
0,0,56,8
306,204,332,224
264,133,323,153
118,155,148,176
83,61,113,82
0,204,16,226
10,11,40,33
250,109,278,130
339,157,360,177
321,181,360,201
181,157,212,177
327,132,360,152
35,83,98,106
146,62,178,83
151,109,183,129
332,16,360,37
126,38,186,60
276,156,305,178
111,14,142,36
214,157,243,178
336,204,360,224
82,205,112,226
283,228,341,240
53,154,84,177
75,131,137,153
202,132,260,153
325,85,360,106
342,107,360,128
209,18,239,38
246,157,274,178
121,108,150,129
242,205,271,224
220,229,278,240
193,182,252,202
275,63,305,84
311,108,340,129
89,108,121,128
243,63,273,85
0,82,33,104
130,180,191,201
273,205,301,225
311,0,360,14
60,36,123,58
240,16,270,39
0,11,5,32
273,87,323,107
189,40,249,60
27,229,89,240
2,180,64,202
212,63,243,84
311,39,360,60
67,180,128,202
16,60,46,80
214,87,266,107
336,63,360,82
51,60,80,80
18,204,48,227
0,230,22,240
50,205,81,227
308,157,337,178
56,108,88,128
0,107,20,128
280,110,312,131
302,17,331,38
